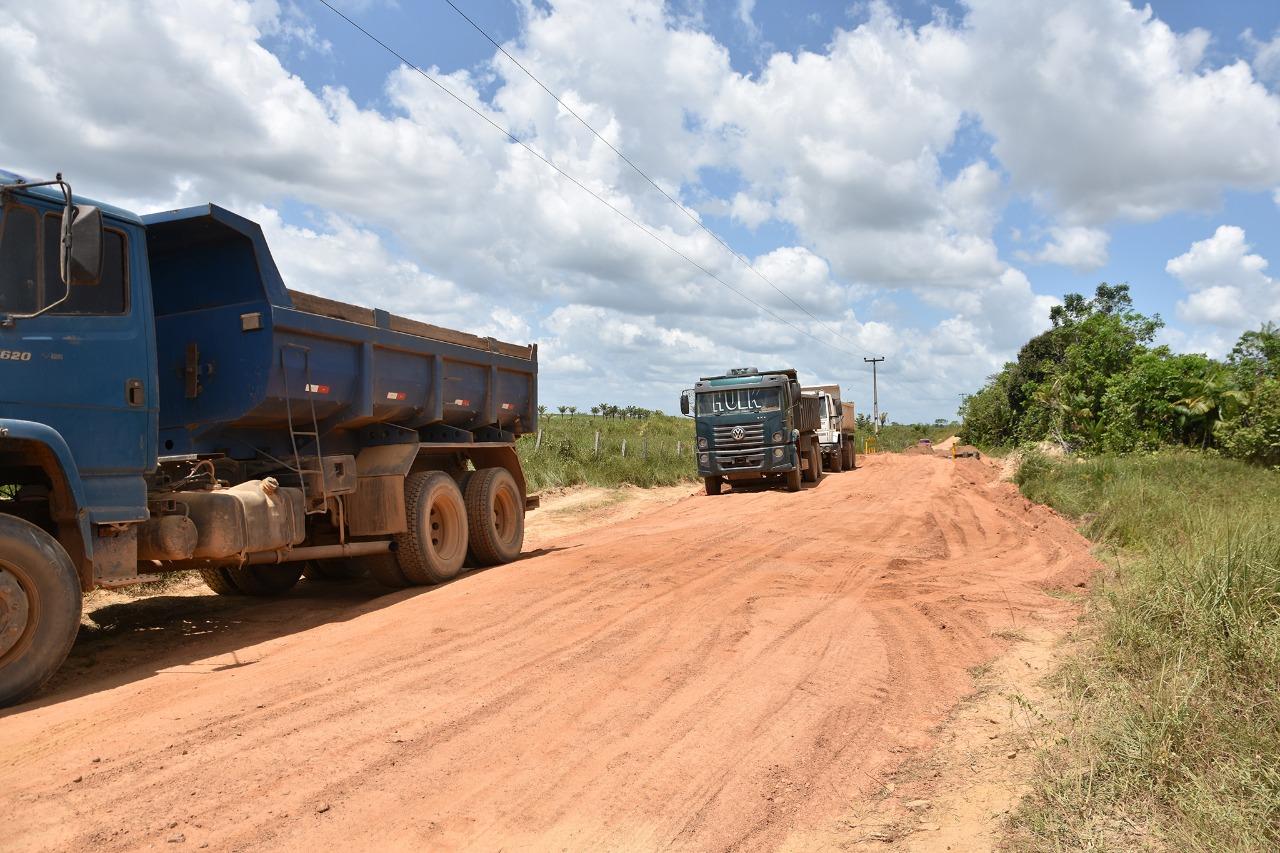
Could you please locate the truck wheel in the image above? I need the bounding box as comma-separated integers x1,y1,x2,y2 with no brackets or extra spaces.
198,567,242,595
704,476,723,496
0,514,82,708
302,560,366,581
829,442,844,472
227,564,305,596
396,471,469,584
465,467,525,566
785,460,802,492
360,554,409,589
844,440,857,470
802,438,820,483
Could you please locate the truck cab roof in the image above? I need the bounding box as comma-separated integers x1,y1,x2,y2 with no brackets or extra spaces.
698,368,798,384
0,169,145,225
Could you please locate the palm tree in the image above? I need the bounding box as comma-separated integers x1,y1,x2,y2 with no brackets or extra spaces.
590,405,600,418
568,406,577,416
1175,368,1246,448
557,405,568,416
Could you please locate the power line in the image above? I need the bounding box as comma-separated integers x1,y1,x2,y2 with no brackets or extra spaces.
439,0,876,359
312,0,872,362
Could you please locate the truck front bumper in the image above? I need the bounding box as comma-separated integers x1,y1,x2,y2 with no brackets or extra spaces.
697,444,796,479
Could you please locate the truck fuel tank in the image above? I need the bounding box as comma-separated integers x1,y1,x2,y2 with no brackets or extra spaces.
177,478,305,560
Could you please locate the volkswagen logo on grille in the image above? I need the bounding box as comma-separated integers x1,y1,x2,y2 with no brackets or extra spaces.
731,426,746,441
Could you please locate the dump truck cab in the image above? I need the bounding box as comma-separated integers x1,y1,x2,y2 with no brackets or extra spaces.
680,367,823,495
802,384,858,473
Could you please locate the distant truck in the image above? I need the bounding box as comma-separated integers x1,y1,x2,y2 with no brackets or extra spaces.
680,367,823,495
802,385,857,472
0,172,538,706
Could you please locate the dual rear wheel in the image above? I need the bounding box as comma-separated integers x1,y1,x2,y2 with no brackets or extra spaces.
199,467,525,596
344,467,524,590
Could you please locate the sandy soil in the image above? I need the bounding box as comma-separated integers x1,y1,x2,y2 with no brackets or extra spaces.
0,454,1095,851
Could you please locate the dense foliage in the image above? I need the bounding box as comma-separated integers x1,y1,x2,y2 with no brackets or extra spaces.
959,284,1280,465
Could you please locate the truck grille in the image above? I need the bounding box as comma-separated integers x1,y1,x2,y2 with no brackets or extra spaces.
712,423,765,450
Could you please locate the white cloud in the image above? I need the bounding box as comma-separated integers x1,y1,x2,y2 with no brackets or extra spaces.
1166,225,1280,349
1244,28,1280,87
728,192,772,229
1022,226,1110,271
962,0,1280,223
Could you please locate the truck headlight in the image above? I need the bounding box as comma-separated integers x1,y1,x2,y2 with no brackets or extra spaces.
771,431,782,443
697,436,708,449
699,453,709,465
773,447,784,459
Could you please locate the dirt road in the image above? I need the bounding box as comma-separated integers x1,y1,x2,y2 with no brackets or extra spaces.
0,454,1095,851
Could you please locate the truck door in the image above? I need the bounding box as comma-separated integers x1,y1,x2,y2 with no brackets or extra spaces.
0,200,155,521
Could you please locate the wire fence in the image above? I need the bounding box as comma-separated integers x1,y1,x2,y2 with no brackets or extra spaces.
521,429,696,461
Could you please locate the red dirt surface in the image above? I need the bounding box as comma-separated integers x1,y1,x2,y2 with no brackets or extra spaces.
0,454,1095,851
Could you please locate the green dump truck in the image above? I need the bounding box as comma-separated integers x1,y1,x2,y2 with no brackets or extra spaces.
680,367,823,495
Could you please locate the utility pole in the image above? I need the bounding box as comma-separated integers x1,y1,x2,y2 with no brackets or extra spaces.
864,357,885,435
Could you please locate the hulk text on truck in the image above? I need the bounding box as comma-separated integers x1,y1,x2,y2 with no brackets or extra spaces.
0,172,538,707
680,367,825,495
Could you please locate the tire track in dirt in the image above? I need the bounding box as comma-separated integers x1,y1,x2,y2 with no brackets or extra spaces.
0,454,1096,851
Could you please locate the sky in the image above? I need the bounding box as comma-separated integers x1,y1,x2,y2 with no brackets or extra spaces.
2,0,1279,422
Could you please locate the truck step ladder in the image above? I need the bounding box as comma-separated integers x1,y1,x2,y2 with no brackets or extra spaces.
280,344,330,515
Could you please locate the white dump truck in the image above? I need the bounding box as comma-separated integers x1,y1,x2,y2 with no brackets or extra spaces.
802,385,857,472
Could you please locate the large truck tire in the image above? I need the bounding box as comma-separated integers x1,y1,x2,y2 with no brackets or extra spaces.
802,437,820,483
0,514,82,708
199,567,242,596
828,442,844,472
396,471,469,584
844,440,857,470
785,456,802,492
360,554,410,589
465,467,525,566
703,476,723,496
227,564,305,596
302,560,366,581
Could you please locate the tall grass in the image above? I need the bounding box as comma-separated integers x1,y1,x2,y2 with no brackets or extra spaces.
518,414,696,491
1011,451,1280,851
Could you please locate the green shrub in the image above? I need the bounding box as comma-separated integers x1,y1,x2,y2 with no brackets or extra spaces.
1217,377,1280,468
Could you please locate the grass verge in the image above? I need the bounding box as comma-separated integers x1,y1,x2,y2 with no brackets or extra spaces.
1008,451,1280,851
518,414,696,491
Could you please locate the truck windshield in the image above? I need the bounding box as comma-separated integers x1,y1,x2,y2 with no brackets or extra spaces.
696,387,781,415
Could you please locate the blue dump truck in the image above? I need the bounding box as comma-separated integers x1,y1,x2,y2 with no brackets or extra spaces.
680,367,823,495
0,172,538,706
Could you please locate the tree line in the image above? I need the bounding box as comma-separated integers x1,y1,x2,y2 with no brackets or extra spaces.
538,404,665,420
958,283,1280,466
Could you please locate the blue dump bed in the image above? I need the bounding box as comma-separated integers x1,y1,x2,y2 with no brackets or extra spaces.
142,204,537,461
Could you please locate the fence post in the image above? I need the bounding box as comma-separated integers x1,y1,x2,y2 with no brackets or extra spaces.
534,430,542,451
643,437,648,459
676,440,682,456
621,439,627,458
594,430,600,456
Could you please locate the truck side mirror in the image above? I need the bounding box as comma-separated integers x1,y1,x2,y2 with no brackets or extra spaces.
679,389,692,416
64,204,103,286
